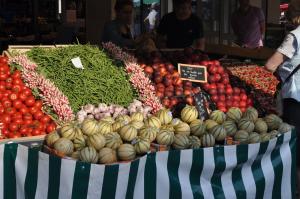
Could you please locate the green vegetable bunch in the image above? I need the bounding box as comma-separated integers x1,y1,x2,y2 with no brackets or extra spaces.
27,45,136,113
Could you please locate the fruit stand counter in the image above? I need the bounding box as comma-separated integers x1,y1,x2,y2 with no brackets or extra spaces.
0,130,296,199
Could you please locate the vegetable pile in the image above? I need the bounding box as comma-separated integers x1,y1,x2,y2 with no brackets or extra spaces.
26,45,136,113
0,56,56,139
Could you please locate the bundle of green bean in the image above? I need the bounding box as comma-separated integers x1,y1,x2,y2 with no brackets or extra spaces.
27,45,136,113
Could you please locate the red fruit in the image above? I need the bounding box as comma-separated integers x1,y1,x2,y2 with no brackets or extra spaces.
9,93,18,101
5,107,16,115
156,92,164,99
185,96,194,105
217,101,225,108
173,78,183,86
192,87,201,94
211,95,218,102
232,101,240,108
166,64,174,73
233,95,240,101
209,89,217,95
175,90,183,96
203,83,210,91
240,107,247,113
164,78,173,86
211,60,220,66
240,101,247,108
217,88,225,95
170,97,178,107
2,99,12,108
200,61,209,66
214,74,221,82
217,83,225,90
222,77,230,85
172,71,180,79
225,87,233,95
162,98,170,108
144,66,154,75
233,87,241,95
247,98,253,106
217,66,225,74
208,66,218,74
184,89,192,96
226,100,233,107
184,81,193,87
208,76,216,83
165,91,174,97
219,95,226,101
210,83,217,90
219,107,227,113
152,64,159,70
159,67,167,77
240,93,248,101
40,115,51,124
25,96,35,107
154,76,163,83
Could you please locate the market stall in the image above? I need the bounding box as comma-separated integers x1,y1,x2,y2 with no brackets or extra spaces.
0,43,297,198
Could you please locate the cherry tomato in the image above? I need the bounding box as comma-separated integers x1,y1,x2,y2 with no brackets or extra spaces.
12,84,22,93
9,93,18,101
0,114,11,124
34,111,44,120
29,106,38,114
0,106,4,114
19,127,29,136
19,107,29,114
23,120,33,126
13,118,23,125
40,115,51,124
13,100,23,109
0,73,8,81
23,113,33,121
0,84,5,91
9,123,19,132
12,112,23,120
3,90,11,97
19,93,27,101
8,131,21,139
31,129,41,136
2,99,12,108
22,88,32,96
34,100,43,109
5,107,16,115
46,123,56,133
5,82,12,89
12,79,22,85
0,56,9,64
25,96,35,107
1,128,9,137
12,70,21,79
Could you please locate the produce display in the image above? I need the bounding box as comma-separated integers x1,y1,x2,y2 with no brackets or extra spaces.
45,105,291,164
0,56,56,139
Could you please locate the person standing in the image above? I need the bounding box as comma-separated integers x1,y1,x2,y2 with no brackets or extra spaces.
231,0,265,48
144,3,159,32
156,0,205,50
102,0,135,48
265,0,300,188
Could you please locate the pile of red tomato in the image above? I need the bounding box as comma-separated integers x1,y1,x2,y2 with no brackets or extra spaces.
0,56,56,139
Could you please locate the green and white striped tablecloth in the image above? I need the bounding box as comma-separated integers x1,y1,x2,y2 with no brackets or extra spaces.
0,130,296,199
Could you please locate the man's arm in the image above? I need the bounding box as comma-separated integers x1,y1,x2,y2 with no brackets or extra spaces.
265,52,287,73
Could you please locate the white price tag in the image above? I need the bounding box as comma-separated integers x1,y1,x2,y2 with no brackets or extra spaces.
71,57,84,69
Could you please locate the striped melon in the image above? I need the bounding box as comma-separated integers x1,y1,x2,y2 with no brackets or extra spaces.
172,134,190,150
45,131,60,147
254,119,268,134
161,124,175,132
181,105,198,123
238,119,255,133
201,134,215,147
278,123,292,133
87,133,106,150
227,107,242,122
98,148,117,164
174,122,191,136
71,151,80,160
101,116,115,124
260,133,271,142
223,120,238,136
234,130,249,144
243,107,258,122
117,144,136,161
156,130,175,145
156,108,173,125
112,120,127,132
171,118,182,126
188,136,202,149
98,121,113,135
190,119,206,137
134,137,150,155
210,125,227,141
104,132,123,150
116,115,131,124
130,112,144,122
119,125,138,142
248,132,260,143
138,127,158,142
54,138,74,155
269,130,280,139
129,121,144,130
264,114,283,130
209,110,226,124
144,116,161,128
204,119,218,131
74,134,86,151
81,119,99,136
61,122,82,140
79,147,98,163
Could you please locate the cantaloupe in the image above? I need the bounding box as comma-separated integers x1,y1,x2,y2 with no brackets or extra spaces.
156,108,173,125
172,134,190,150
209,110,226,124
204,119,218,131
201,134,215,147
181,105,198,123
144,116,161,128
190,119,206,137
156,130,175,145
243,107,258,122
188,136,202,149
234,130,249,144
223,120,238,136
98,148,117,164
134,137,151,155
104,132,123,150
254,119,268,134
210,125,227,141
174,122,191,136
119,125,138,142
227,107,242,122
248,132,260,143
264,114,283,130
138,126,158,142
117,144,136,161
238,119,255,133
79,147,98,163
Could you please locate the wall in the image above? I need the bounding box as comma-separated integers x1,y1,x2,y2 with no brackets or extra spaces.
267,0,280,24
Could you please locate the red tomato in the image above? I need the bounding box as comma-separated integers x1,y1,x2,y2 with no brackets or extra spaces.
5,107,16,115
12,112,23,119
23,120,33,126
18,93,27,101
232,101,240,108
218,107,227,113
25,96,35,107
23,113,33,121
0,114,11,124
9,123,19,132
8,131,21,139
3,90,11,97
226,100,233,107
19,107,29,114
22,88,32,96
240,93,248,101
12,84,22,93
185,95,194,105
34,111,44,120
5,82,12,89
233,95,240,101
12,78,22,85
29,106,39,114
12,70,21,79
1,128,9,137
214,74,221,82
233,87,241,95
211,95,218,102
19,127,29,136
225,87,233,95
203,83,210,91
0,56,9,64
9,93,18,101
217,66,225,74
210,83,217,90
209,89,217,95
0,106,4,114
0,84,5,90
240,101,247,108
46,123,56,133
13,100,23,109
219,95,226,102
2,99,12,108
31,129,41,136
0,73,8,81
13,118,23,125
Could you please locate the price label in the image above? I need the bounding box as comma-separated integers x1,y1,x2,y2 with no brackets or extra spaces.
178,63,207,83
193,91,209,120
71,57,84,69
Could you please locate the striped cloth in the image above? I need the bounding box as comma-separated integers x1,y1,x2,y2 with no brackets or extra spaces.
0,131,296,199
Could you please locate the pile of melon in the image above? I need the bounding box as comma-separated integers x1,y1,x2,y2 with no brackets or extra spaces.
45,106,291,164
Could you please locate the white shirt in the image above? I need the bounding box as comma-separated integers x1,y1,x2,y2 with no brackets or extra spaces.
145,10,158,26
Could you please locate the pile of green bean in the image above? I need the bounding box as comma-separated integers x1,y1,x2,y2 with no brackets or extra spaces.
27,45,136,113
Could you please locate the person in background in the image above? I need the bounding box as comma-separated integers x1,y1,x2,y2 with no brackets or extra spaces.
156,0,205,50
265,0,300,188
102,0,135,48
231,0,265,48
144,3,159,32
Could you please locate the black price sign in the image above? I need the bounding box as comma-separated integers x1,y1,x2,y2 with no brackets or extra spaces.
178,63,207,83
194,91,209,120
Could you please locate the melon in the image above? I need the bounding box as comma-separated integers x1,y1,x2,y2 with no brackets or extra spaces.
204,119,218,131
74,134,86,151
45,131,60,147
138,126,158,142
227,107,242,122
98,148,117,164
278,123,292,133
248,132,261,143
209,110,226,124
210,125,227,141
134,137,151,155
117,144,136,161
119,125,138,142
112,120,127,132
144,116,161,128
201,134,215,147
156,108,173,125
171,118,182,126
81,119,99,136
97,121,113,135
61,122,82,140
269,130,280,139
101,116,115,124
254,119,268,134
71,151,80,160
223,120,238,136
54,138,74,155
87,133,106,150
130,112,144,122
260,133,271,142
156,130,175,145
174,122,191,136
264,114,283,130
160,124,175,132
188,136,202,149
190,119,206,137
116,115,131,123
238,119,255,133
104,132,123,150
129,121,144,130
181,105,198,123
172,134,190,150
79,147,98,163
243,107,258,122
234,130,249,144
